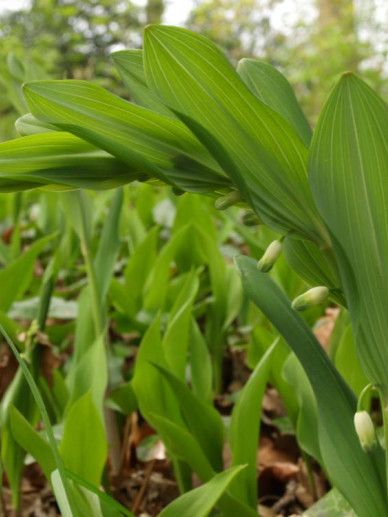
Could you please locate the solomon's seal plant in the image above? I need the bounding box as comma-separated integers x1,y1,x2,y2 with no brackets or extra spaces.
0,24,387,517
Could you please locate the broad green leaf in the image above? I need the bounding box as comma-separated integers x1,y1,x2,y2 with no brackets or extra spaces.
282,236,345,305
111,49,174,118
236,256,387,517
309,73,388,392
60,392,107,486
283,354,321,463
162,271,198,379
334,325,369,396
66,335,108,415
150,413,214,481
229,342,275,508
0,132,140,192
107,381,137,415
149,414,256,517
0,233,55,311
131,317,182,426
9,406,55,478
110,226,159,317
94,188,123,300
159,466,246,517
152,364,224,472
143,25,326,242
23,80,229,194
143,224,191,311
237,58,311,145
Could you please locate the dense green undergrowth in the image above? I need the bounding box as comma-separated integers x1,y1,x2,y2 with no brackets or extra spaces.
0,24,387,517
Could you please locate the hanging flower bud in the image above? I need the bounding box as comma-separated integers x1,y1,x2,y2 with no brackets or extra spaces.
257,240,282,272
354,411,376,450
214,190,241,210
291,286,329,311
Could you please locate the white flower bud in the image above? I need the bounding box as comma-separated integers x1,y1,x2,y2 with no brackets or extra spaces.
291,286,329,311
257,240,282,272
354,411,376,450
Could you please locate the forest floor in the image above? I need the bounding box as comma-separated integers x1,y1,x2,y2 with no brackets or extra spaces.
1,308,336,516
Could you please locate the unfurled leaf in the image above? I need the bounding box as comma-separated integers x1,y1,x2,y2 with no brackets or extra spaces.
111,50,174,118
143,25,326,242
0,132,140,192
60,392,107,486
10,406,55,478
23,80,229,193
309,74,388,392
237,59,311,145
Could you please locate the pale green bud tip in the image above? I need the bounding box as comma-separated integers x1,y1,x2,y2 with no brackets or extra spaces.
291,286,329,311
257,240,282,272
214,190,241,210
354,411,376,450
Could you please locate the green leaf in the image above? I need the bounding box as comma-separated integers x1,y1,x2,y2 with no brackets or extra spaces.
237,59,311,145
110,226,159,317
143,25,325,242
66,335,108,416
0,233,55,312
9,406,55,478
304,489,357,517
111,49,174,118
60,392,107,486
143,224,191,311
94,188,123,300
229,342,275,508
64,469,134,517
236,255,387,517
334,325,369,396
107,381,137,415
132,316,181,426
159,466,246,517
309,73,388,392
23,80,229,194
282,236,345,306
148,414,256,517
0,132,140,192
149,413,214,481
162,271,198,380
189,319,212,404
151,364,224,472
283,354,321,462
